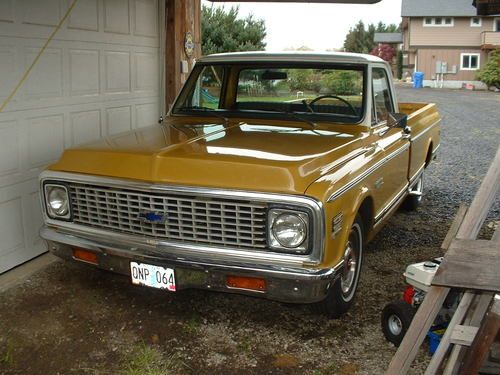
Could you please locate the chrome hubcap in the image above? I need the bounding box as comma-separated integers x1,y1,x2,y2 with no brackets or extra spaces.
341,242,357,294
388,314,403,335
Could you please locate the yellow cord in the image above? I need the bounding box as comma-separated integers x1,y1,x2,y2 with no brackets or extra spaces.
0,0,79,113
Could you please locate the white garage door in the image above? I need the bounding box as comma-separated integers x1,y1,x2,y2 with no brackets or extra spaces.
0,0,164,273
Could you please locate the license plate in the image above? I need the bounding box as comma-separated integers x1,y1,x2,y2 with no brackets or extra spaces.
130,262,176,291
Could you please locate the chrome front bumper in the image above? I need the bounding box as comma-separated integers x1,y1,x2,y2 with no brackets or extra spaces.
41,225,341,304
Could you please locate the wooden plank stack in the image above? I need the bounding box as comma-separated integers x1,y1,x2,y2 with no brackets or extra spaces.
386,147,500,375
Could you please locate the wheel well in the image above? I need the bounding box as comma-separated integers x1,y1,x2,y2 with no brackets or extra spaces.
358,197,374,238
425,142,433,167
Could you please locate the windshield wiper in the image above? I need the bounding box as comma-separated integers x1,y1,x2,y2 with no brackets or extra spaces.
285,111,317,130
178,106,229,125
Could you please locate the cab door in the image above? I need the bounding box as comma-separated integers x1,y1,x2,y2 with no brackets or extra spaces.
370,67,410,224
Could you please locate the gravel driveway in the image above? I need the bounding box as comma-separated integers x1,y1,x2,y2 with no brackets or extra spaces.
1,86,498,375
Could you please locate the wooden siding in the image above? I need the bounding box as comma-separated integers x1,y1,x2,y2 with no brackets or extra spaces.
166,0,201,107
409,17,494,47
416,48,488,81
482,31,500,48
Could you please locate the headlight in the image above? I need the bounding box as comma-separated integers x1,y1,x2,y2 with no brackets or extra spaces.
44,184,71,219
269,209,309,253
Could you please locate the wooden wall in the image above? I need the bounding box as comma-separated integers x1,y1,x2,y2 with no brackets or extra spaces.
166,0,202,108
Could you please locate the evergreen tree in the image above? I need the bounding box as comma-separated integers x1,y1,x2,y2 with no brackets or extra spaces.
202,5,266,56
343,20,400,53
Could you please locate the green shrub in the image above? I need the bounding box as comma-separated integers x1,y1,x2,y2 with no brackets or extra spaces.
324,71,362,95
476,49,500,88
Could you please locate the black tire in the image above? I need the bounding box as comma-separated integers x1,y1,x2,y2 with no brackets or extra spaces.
381,300,416,346
316,215,364,319
403,173,424,211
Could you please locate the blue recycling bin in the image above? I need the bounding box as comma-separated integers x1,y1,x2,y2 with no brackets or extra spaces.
413,71,424,89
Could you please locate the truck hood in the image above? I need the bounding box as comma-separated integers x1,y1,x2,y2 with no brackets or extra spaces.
50,117,365,194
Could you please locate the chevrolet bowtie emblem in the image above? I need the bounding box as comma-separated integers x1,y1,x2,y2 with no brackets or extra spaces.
138,212,167,224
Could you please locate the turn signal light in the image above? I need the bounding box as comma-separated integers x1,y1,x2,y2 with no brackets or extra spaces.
72,248,98,265
226,275,266,291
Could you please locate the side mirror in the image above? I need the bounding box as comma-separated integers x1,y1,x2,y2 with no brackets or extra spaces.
388,112,408,129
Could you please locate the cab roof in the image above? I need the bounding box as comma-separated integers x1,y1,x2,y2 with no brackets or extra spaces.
198,51,385,65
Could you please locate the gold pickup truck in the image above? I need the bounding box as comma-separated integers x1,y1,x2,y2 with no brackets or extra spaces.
40,52,440,318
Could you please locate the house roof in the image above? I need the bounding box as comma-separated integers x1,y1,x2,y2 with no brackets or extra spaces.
401,0,478,17
374,33,403,43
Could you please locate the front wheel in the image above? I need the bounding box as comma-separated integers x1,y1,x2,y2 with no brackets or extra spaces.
316,215,364,319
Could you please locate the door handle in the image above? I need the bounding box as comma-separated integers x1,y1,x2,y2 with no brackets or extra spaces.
366,143,379,156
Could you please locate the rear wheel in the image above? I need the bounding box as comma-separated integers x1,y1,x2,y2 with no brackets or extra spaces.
317,215,364,319
403,172,424,211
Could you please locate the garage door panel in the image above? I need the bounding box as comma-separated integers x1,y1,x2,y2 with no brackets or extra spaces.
68,0,99,32
27,115,65,168
71,109,101,145
0,0,162,273
0,197,25,257
0,1,14,23
104,0,130,35
136,102,158,129
24,48,63,100
0,45,17,100
22,0,61,27
134,0,158,37
106,106,131,135
104,50,131,93
0,121,20,177
0,180,46,273
69,49,100,96
134,51,158,92
28,191,44,248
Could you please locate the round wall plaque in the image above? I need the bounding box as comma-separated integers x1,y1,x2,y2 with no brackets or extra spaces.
184,32,195,58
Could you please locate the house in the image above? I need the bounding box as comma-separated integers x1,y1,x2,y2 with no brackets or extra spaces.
401,0,500,88
373,32,403,46
373,32,403,76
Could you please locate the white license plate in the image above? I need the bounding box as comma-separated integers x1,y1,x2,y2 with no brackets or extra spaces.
130,262,176,291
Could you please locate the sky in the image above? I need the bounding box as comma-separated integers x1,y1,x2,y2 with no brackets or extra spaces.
202,0,403,51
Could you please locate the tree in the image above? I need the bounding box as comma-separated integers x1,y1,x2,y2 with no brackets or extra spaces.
370,44,396,62
476,49,500,89
343,20,400,54
201,5,266,56
396,50,403,80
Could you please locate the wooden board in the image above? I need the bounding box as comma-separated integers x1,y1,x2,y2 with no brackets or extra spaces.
432,239,500,291
385,148,500,374
450,325,479,346
458,296,500,375
441,205,468,251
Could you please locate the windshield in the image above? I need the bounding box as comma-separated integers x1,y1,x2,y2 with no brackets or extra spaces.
173,63,366,123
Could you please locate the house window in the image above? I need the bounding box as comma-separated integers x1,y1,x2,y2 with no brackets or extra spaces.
460,53,480,70
423,17,454,27
495,18,500,32
470,17,482,27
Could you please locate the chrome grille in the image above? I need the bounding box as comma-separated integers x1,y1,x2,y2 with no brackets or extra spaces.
68,183,268,249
